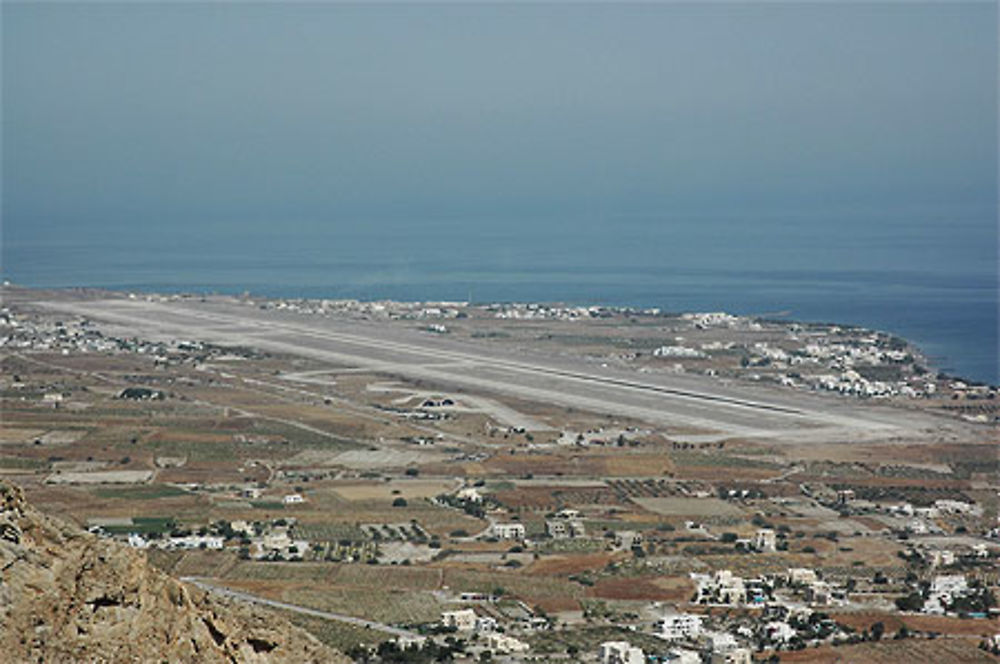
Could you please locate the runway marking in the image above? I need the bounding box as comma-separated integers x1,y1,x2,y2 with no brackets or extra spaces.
41,299,894,436
96,301,810,416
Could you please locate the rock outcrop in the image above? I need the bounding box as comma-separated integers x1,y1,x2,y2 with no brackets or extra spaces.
0,482,347,663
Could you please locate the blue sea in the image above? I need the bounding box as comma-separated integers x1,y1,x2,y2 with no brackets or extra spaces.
3,213,997,385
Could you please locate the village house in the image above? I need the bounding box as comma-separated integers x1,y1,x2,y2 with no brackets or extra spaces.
924,574,969,614
787,567,819,586
806,580,834,606
930,550,957,567
440,609,477,631
475,616,497,633
229,520,254,536
753,528,777,553
491,523,526,540
613,530,643,550
599,640,645,664
456,487,482,502
486,633,530,654
695,570,747,605
666,649,701,664
168,535,224,550
764,621,796,644
546,518,586,539
700,631,738,655
711,648,753,664
836,489,856,505
655,611,703,640
42,392,64,407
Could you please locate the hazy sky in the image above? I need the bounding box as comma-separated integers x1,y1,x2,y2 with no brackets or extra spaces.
3,1,996,243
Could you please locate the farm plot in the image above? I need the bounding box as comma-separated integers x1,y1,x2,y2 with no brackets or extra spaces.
783,639,998,664
607,478,713,499
361,522,431,542
46,470,154,484
630,497,745,518
278,609,393,652
334,480,455,502
332,564,442,591
293,522,366,542
441,568,584,612
284,586,442,625
311,541,378,563
90,484,188,500
328,448,442,470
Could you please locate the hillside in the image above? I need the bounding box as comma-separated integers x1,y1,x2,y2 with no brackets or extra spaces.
0,482,348,663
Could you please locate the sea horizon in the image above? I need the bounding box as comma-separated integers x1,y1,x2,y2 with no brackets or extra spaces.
4,217,996,386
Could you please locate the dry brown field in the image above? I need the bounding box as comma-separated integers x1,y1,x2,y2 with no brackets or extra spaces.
526,552,620,576
777,638,997,664
830,611,999,638
331,479,454,501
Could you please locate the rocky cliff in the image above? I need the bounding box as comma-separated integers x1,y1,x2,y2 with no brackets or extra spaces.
0,482,348,663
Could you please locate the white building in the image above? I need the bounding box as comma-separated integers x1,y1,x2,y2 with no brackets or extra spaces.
667,649,701,664
169,535,224,550
614,530,643,550
806,581,834,606
764,621,796,643
787,568,818,586
491,523,526,540
655,612,703,640
230,520,254,536
711,648,752,664
695,570,746,605
924,574,970,614
282,493,304,504
127,533,149,549
42,392,64,406
930,550,957,567
653,345,706,358
487,633,530,654
456,487,483,502
931,574,968,596
934,500,981,516
753,529,777,553
441,609,477,631
262,531,292,551
475,616,498,633
546,519,586,539
701,631,738,654
599,641,645,664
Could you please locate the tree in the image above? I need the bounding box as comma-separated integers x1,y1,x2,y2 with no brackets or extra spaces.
871,622,885,641
392,497,408,507
895,592,924,612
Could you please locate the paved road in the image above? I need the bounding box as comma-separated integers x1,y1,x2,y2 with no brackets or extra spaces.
181,577,420,639
40,297,976,443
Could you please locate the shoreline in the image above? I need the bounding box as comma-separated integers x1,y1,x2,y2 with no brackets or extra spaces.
4,281,992,388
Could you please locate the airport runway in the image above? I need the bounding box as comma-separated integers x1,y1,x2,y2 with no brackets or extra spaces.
39,297,969,443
